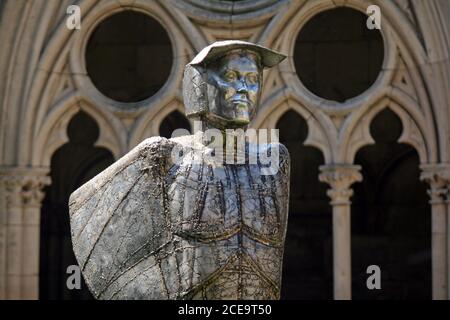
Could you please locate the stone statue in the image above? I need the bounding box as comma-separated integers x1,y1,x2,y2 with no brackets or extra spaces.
69,40,290,300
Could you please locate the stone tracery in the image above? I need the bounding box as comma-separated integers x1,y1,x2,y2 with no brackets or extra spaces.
0,0,448,299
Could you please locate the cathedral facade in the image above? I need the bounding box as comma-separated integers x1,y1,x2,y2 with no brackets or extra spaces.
0,0,449,300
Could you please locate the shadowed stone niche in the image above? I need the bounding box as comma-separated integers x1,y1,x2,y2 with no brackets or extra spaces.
351,108,431,299
159,110,191,139
40,112,114,299
277,110,332,299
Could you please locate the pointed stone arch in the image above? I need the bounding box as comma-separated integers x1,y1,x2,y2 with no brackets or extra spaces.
343,95,433,164
350,107,431,299
159,110,191,139
32,95,125,167
39,110,115,300
275,109,332,299
16,0,201,167
129,99,188,148
253,91,333,163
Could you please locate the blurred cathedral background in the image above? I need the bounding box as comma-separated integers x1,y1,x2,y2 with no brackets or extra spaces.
0,0,449,300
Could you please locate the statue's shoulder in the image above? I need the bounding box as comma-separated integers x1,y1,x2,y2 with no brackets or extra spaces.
69,136,175,206
138,135,176,159
256,141,290,161
247,141,290,177
272,141,290,161
139,136,176,167
69,135,180,299
259,141,290,178
169,133,200,149
274,142,290,177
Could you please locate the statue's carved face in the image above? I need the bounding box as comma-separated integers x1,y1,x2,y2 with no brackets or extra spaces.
205,50,262,129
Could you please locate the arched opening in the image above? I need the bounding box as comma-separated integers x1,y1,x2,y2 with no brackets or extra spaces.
276,110,332,299
159,110,191,138
39,112,115,299
294,7,384,102
85,11,173,103
351,108,431,299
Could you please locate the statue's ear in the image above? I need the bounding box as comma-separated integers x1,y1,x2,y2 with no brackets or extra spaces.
183,64,209,119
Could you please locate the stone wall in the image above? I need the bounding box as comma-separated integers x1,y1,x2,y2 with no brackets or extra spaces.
0,0,449,300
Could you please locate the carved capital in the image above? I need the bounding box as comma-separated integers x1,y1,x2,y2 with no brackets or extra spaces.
420,164,450,204
319,164,362,205
0,167,51,208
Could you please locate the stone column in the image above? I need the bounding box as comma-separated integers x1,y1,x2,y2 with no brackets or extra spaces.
0,168,50,300
319,164,362,300
420,164,448,300
446,189,450,300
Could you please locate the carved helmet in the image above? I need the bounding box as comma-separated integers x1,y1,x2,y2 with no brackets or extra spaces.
183,40,286,119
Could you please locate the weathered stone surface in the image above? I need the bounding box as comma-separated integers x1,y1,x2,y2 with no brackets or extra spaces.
70,134,290,299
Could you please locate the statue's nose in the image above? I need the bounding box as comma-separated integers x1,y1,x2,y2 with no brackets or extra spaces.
236,78,248,93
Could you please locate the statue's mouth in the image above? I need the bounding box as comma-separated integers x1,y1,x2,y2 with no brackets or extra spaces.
232,99,249,104
234,105,250,124
233,118,250,125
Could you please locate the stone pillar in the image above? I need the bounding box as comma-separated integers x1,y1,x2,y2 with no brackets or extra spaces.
319,164,362,300
0,168,50,300
440,167,450,300
420,164,448,300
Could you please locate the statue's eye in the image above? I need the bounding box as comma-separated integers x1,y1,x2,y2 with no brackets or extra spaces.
246,73,259,84
223,71,237,81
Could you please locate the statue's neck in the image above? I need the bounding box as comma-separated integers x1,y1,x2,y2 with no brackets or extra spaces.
193,120,247,153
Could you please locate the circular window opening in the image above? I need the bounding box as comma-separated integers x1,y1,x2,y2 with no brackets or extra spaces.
294,8,384,103
85,11,173,103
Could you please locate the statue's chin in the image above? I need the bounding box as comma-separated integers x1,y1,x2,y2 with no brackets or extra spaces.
203,113,251,129
232,118,250,126
220,117,250,129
